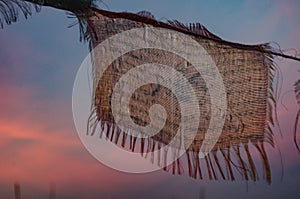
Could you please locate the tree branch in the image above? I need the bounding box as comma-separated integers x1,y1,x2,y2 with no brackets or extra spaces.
23,0,92,12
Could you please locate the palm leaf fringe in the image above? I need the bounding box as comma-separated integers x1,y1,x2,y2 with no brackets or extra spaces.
166,20,221,40
136,10,155,20
294,79,300,153
0,0,41,28
88,120,274,183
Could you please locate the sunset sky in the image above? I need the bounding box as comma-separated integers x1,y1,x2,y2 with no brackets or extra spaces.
0,0,300,198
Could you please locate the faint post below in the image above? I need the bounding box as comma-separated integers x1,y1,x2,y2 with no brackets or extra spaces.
14,182,21,199
49,182,56,199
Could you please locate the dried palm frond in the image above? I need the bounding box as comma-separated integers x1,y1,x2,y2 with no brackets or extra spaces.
0,0,103,32
294,79,300,153
85,8,281,184
0,0,41,28
65,0,105,43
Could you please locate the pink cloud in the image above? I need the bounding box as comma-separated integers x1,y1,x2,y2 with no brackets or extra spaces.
0,82,164,193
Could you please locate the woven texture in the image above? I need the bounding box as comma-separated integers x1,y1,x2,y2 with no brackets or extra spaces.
86,9,276,183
